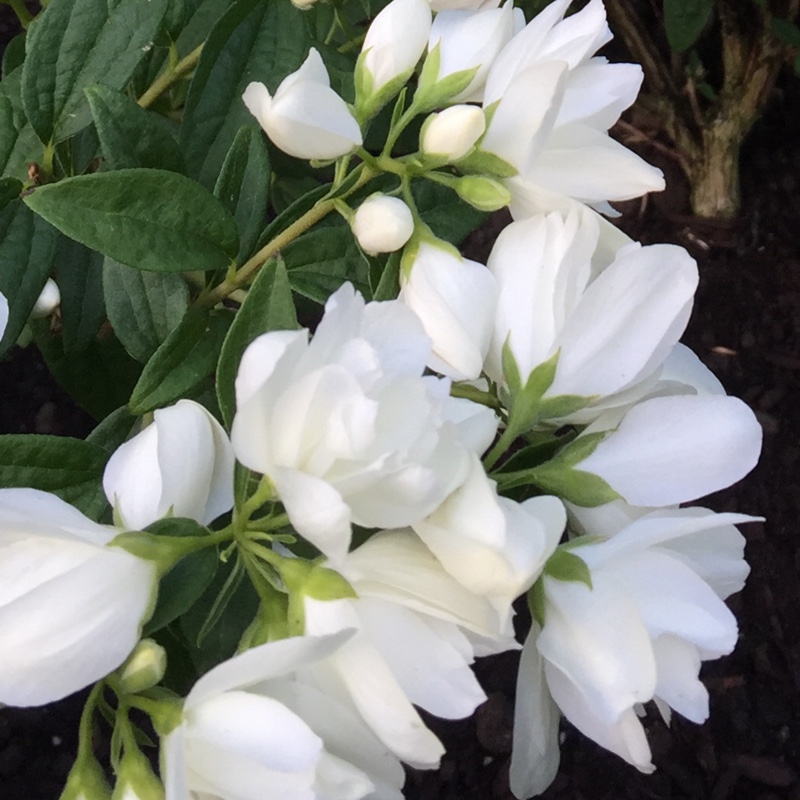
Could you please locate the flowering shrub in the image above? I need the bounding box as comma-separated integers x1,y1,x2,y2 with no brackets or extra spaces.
0,0,762,798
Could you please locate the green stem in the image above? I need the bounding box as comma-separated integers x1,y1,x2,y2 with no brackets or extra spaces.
4,0,33,28
77,683,104,760
483,424,520,471
382,100,422,156
138,44,204,109
199,166,377,307
450,382,502,411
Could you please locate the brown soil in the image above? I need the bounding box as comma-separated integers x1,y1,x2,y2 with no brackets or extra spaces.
1,9,799,799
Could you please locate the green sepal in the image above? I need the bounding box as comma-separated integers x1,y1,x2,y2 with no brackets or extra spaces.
528,464,620,508
414,44,479,112
543,547,592,589
354,51,413,123
453,175,510,212
457,150,518,179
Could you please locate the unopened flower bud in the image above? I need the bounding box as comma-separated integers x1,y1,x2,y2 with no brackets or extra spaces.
454,175,511,211
351,194,414,255
118,639,167,695
112,747,165,800
290,0,318,7
30,278,60,318
421,105,485,162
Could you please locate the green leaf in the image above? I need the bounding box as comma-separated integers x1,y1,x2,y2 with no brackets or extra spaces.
216,257,298,427
0,434,108,519
544,548,592,589
86,405,139,454
772,17,800,48
0,68,41,182
282,219,371,303
2,34,26,79
24,169,239,273
0,201,58,357
255,182,330,251
143,517,219,636
53,235,106,354
129,308,233,414
214,126,270,262
180,0,311,190
31,318,143,420
369,249,401,302
21,0,169,144
104,258,190,363
180,554,259,673
0,177,21,212
412,180,487,244
86,84,185,173
664,0,714,52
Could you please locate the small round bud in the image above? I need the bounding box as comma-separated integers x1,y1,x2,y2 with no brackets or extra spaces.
351,194,414,255
290,0,319,7
30,278,60,318
454,175,511,212
118,639,167,695
421,105,485,162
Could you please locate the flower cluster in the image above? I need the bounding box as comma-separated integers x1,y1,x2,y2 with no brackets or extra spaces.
0,0,763,799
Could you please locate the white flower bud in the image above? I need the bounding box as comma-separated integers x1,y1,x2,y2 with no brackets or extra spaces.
351,194,414,255
30,278,60,318
243,49,362,160
118,639,167,695
421,105,486,162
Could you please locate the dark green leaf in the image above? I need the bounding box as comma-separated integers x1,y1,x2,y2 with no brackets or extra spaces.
144,518,219,635
104,258,189,363
180,554,259,673
0,68,41,181
214,126,270,262
370,249,401,302
282,218,370,303
0,201,58,357
254,182,330,251
0,434,108,519
412,180,487,244
86,405,139,454
216,257,297,427
53,235,106,353
664,0,714,52
0,177,21,211
180,0,311,190
129,308,233,414
772,17,800,48
21,0,168,144
31,318,143,420
86,85,185,173
24,169,239,273
2,34,25,79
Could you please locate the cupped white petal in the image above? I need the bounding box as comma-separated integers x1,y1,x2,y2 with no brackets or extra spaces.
577,395,763,506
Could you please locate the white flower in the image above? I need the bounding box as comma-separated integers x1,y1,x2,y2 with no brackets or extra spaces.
231,283,498,562
0,291,7,341
574,394,763,507
357,0,432,113
164,632,405,800
426,1,516,102
400,240,497,381
301,529,518,767
511,508,757,798
485,208,698,413
30,278,60,318
479,0,663,215
413,454,565,621
420,105,486,161
103,399,235,531
0,489,157,707
243,49,362,160
351,194,414,255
